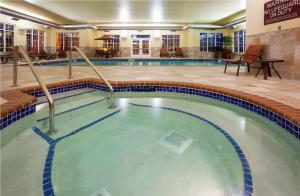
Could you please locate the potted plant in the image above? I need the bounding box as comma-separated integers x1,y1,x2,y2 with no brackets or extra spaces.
222,35,233,59
214,45,223,59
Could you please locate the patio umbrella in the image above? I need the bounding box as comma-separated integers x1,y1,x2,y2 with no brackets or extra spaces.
94,35,117,41
94,35,117,58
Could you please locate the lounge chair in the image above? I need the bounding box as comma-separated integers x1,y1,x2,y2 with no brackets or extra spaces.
160,48,169,57
175,48,184,58
28,49,42,61
56,50,66,58
40,49,56,60
0,52,13,64
223,44,263,76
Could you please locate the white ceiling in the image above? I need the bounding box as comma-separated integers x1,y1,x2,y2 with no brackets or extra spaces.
23,0,246,24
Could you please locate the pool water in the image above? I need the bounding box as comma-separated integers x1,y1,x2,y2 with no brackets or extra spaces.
1,90,300,196
44,59,225,66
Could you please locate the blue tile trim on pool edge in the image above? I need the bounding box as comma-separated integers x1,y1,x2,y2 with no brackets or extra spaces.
31,110,121,196
129,102,253,196
0,104,35,130
2,82,299,141
37,98,107,122
0,86,97,130
39,58,223,66
30,83,90,98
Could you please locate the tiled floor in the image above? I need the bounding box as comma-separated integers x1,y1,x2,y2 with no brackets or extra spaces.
1,63,300,109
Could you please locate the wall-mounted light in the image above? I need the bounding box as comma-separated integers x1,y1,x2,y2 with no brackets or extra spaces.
121,30,127,38
154,30,160,38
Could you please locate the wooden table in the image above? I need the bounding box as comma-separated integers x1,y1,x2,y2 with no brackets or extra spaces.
255,59,284,80
95,49,110,58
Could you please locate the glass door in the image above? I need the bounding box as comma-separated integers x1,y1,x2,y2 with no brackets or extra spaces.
142,40,149,55
132,39,140,56
132,35,150,58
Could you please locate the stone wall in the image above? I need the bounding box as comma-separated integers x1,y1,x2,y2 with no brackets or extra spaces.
246,27,300,80
120,47,131,57
150,47,215,58
181,47,215,59
150,47,160,57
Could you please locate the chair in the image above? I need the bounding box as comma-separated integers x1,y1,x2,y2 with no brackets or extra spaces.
56,50,66,58
175,48,184,58
110,50,119,58
95,49,101,58
0,52,13,64
28,49,42,61
160,48,169,57
40,49,56,60
223,45,263,76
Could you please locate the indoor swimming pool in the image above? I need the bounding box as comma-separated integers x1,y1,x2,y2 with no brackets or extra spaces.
1,90,300,196
41,59,225,67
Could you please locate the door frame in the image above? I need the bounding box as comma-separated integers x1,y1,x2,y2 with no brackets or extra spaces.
131,35,151,58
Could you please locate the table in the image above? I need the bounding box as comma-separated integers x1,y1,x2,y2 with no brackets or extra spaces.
255,59,284,80
95,49,110,58
0,52,13,64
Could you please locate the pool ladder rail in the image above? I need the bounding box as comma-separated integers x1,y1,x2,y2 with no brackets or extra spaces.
12,46,56,134
69,46,115,109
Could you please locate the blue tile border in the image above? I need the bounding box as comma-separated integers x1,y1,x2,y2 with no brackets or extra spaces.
32,110,121,196
0,81,300,140
0,104,35,130
30,83,89,98
39,58,224,67
2,81,298,195
129,102,253,196
2,82,299,141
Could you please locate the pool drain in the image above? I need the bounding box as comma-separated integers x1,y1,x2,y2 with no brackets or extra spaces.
89,187,111,196
160,131,193,155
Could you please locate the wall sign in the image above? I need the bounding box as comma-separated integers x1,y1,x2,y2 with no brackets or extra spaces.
264,0,300,25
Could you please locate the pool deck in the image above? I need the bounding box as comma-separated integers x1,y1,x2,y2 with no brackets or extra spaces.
1,63,300,109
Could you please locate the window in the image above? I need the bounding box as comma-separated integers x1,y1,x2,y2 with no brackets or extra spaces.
56,32,80,51
103,35,120,51
131,35,150,39
233,30,246,53
162,35,180,51
200,33,223,52
26,29,45,52
0,23,15,52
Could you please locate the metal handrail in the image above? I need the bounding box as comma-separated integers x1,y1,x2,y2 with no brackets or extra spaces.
13,46,56,134
70,46,115,108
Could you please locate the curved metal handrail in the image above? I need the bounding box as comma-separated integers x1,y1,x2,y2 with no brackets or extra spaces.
14,46,56,134
70,46,115,108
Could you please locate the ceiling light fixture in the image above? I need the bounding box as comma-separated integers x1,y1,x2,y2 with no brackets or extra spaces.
119,0,130,22
151,0,163,22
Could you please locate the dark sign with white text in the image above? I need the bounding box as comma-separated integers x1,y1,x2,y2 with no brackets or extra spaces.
264,0,300,25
